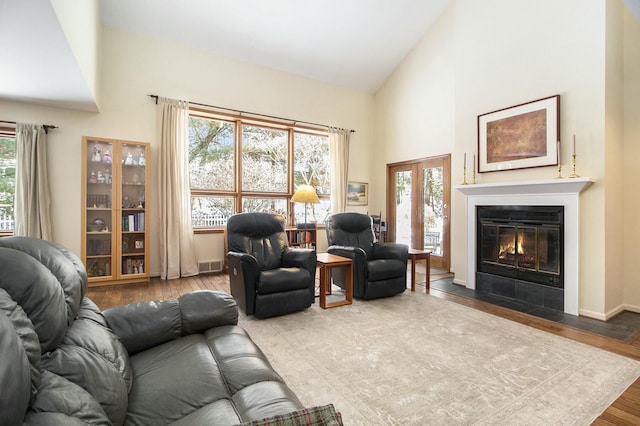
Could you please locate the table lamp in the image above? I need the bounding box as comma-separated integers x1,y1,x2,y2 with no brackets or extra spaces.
291,184,320,228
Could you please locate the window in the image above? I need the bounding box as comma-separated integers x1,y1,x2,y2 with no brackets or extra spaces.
293,132,331,224
0,130,16,234
188,111,330,230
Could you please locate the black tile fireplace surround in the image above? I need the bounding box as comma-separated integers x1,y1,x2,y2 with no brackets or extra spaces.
476,205,564,311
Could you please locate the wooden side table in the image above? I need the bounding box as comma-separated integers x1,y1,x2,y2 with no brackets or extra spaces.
408,249,431,292
316,253,353,309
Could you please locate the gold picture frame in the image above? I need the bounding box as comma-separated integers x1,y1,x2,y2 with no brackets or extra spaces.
347,181,368,205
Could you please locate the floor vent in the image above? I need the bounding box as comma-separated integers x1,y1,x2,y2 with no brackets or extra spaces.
198,260,223,274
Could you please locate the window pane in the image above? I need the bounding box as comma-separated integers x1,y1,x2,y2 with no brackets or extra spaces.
242,197,288,218
191,196,234,228
189,117,235,191
293,197,331,225
242,125,287,192
293,132,330,195
0,137,16,231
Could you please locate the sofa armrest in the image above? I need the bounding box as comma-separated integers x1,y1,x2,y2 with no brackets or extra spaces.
327,245,368,297
104,290,238,355
282,247,316,273
326,245,367,263
227,251,259,266
178,290,239,334
373,242,409,263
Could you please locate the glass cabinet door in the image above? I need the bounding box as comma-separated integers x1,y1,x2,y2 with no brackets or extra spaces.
85,140,115,278
119,143,147,277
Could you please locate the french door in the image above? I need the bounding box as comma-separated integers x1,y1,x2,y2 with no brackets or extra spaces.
386,154,451,270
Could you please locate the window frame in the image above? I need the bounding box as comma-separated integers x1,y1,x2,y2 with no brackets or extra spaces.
188,108,330,233
0,124,16,237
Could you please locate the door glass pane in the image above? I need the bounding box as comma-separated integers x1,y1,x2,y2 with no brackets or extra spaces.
395,171,412,246
423,166,443,255
120,143,146,277
86,140,114,278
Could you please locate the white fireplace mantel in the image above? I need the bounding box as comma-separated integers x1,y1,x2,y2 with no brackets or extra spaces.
456,177,594,197
456,177,594,316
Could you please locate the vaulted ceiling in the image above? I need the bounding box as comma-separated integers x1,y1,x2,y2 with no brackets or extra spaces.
0,0,638,112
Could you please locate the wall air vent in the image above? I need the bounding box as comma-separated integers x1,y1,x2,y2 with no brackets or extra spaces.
198,260,223,274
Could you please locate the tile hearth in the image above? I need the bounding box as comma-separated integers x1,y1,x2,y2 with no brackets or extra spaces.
429,277,640,342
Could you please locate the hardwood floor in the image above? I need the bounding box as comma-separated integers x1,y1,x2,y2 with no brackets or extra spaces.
87,274,640,425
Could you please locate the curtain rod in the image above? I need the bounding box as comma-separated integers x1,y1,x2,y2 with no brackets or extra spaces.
0,120,58,134
147,94,355,133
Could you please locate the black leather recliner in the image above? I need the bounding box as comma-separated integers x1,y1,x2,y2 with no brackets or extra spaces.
226,212,317,318
326,212,408,300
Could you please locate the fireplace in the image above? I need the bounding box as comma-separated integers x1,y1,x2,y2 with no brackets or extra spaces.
477,206,564,289
457,178,594,316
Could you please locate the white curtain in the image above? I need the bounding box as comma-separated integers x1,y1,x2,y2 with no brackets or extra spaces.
14,123,51,239
157,97,198,279
329,128,351,213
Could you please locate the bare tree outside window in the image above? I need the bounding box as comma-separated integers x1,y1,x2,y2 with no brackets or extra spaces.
242,125,288,193
187,113,331,229
189,117,234,191
294,132,331,223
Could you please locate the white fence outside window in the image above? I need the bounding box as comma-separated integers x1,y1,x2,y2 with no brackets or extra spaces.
0,214,14,231
192,212,227,228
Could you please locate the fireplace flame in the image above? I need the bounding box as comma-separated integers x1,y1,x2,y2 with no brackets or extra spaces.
498,233,525,259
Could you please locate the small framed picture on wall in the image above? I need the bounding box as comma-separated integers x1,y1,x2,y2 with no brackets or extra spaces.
347,181,368,206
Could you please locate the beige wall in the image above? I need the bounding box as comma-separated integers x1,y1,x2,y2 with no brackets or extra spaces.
604,0,626,317
374,0,640,318
623,6,640,311
373,4,456,217
0,26,374,276
50,0,101,108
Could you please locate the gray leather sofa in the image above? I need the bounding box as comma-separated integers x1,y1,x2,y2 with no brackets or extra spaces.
0,237,306,425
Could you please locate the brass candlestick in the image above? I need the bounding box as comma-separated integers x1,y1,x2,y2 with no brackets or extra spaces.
461,166,468,185
568,155,579,178
555,163,563,179
472,169,476,184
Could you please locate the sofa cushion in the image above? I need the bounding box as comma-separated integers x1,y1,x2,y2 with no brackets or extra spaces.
126,334,228,425
258,268,311,294
0,247,70,353
39,298,132,426
24,370,111,425
0,307,33,426
125,325,303,425
367,258,406,282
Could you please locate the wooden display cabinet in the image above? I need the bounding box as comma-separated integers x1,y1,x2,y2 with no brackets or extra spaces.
81,136,150,286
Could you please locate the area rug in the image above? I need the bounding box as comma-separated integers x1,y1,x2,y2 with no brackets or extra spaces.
238,290,640,425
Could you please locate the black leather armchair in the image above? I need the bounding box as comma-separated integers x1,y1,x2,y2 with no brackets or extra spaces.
326,212,408,300
226,212,317,318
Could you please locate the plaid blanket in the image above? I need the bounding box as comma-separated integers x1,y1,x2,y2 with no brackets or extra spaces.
241,404,343,426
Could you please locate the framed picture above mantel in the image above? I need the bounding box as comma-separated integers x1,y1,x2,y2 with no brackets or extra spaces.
478,95,560,173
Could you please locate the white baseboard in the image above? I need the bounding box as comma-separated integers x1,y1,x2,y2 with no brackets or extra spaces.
580,304,640,321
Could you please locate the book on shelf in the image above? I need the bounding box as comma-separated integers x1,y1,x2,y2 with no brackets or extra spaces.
122,212,145,232
123,258,144,275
